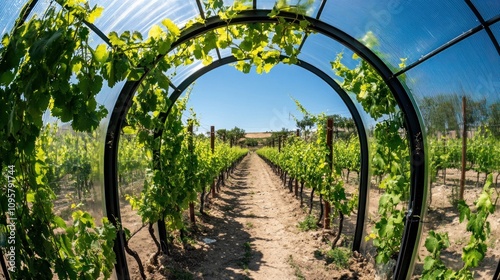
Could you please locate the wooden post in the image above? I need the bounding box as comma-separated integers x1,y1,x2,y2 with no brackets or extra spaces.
211,126,217,198
459,96,467,201
324,118,333,229
278,136,282,153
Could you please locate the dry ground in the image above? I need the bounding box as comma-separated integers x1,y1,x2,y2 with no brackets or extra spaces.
3,153,498,280
124,152,374,279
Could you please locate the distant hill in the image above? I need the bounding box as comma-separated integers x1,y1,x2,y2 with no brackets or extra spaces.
244,132,272,139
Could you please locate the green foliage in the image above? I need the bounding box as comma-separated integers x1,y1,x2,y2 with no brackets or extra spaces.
331,52,397,120
369,115,410,263
239,241,253,270
324,247,352,268
245,138,259,147
117,134,150,192
422,174,497,279
296,115,315,139
227,126,246,147
428,129,500,187
297,214,318,231
6,123,116,279
126,94,192,228
468,128,498,175
0,0,117,276
333,135,361,178
258,101,357,246
332,47,410,264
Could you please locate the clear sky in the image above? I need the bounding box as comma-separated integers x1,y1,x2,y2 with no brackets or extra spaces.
2,0,499,134
180,63,354,134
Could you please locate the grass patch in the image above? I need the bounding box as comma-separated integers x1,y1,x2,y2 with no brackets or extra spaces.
245,222,254,229
167,268,194,280
287,255,305,280
180,234,196,246
238,242,253,270
297,215,318,231
324,247,352,268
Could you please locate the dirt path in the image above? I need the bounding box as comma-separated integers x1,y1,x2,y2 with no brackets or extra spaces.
179,152,373,280
192,151,297,278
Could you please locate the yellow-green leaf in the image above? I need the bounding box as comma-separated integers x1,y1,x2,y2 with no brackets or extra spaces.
263,63,274,73
72,61,82,73
162,19,180,37
94,44,108,63
148,25,163,39
2,34,9,46
202,55,213,66
26,191,35,203
53,216,67,229
87,6,104,24
359,84,369,99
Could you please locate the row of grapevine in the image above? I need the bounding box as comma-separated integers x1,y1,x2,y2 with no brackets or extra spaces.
420,173,497,279
421,130,499,278
123,95,248,278
257,107,358,249
0,123,117,279
38,124,101,202
429,129,500,187
334,136,361,183
40,123,151,209
1,0,312,276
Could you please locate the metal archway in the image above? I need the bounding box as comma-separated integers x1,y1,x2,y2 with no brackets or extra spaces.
104,10,427,280
160,54,371,256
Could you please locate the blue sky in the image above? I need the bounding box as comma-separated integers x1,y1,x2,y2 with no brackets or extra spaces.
2,0,499,135
181,63,354,134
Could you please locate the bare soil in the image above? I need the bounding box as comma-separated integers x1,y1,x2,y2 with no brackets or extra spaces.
5,152,496,280
124,152,375,279
361,169,500,280
122,156,500,280
411,169,500,279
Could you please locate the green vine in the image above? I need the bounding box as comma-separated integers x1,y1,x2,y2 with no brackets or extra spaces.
422,174,498,279
332,49,411,265
0,0,417,278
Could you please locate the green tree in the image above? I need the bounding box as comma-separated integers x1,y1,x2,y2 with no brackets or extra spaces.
245,138,259,147
216,128,228,142
326,114,356,139
296,115,314,140
487,101,500,138
419,95,489,136
271,128,292,144
465,98,487,128
227,127,246,147
419,95,460,136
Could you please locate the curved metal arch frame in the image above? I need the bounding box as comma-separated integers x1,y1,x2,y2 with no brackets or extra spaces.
104,10,427,279
164,54,371,252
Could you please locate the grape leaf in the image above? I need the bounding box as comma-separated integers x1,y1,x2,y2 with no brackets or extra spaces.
94,44,108,63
